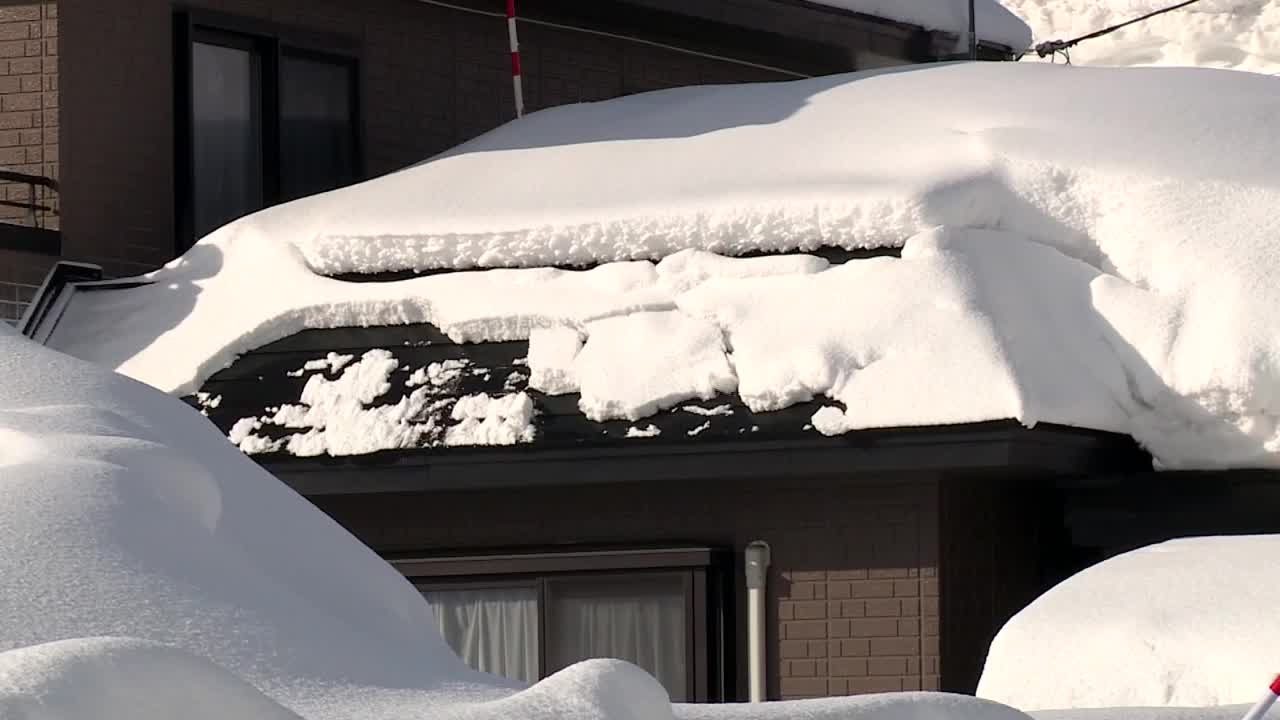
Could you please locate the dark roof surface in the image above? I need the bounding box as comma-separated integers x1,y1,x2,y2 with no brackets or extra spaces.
189,321,1151,495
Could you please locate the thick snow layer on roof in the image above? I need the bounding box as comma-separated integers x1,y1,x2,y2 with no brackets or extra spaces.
978,535,1280,711
577,310,738,422
46,62,1280,469
809,0,1032,50
1006,0,1280,75
1,325,1055,719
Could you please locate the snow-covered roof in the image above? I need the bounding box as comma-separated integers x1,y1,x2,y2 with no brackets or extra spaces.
1006,0,1280,75
808,0,1033,50
45,62,1280,471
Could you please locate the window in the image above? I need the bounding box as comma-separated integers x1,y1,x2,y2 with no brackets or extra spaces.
175,14,361,248
190,37,263,238
279,51,358,202
396,548,730,702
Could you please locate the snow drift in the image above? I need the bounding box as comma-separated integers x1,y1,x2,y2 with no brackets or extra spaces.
0,323,1045,719
44,62,1280,469
978,535,1280,711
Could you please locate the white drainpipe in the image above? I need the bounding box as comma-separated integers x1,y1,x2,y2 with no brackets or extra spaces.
744,541,772,703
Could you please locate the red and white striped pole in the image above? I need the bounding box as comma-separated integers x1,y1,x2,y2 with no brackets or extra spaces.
506,0,524,118
1240,675,1280,720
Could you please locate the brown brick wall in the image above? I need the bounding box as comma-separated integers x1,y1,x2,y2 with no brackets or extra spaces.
311,475,941,701
0,2,56,228
778,569,941,698
0,1,56,321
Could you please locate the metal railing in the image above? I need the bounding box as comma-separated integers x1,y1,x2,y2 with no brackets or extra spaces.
0,169,58,229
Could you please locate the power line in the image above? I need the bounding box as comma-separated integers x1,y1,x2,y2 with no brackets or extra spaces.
1030,0,1203,63
411,0,811,79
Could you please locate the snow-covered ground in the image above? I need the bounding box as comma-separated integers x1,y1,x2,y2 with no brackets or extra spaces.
980,535,1280,712
45,62,1280,470
0,321,1054,720
1004,0,1280,75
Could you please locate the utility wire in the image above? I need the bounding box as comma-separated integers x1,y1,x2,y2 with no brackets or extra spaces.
1029,0,1204,63
411,0,811,78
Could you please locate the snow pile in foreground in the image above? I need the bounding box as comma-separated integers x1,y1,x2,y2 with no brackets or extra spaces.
1005,0,1280,75
0,326,1041,719
978,535,1280,711
0,638,305,720
46,63,1280,469
809,0,1032,50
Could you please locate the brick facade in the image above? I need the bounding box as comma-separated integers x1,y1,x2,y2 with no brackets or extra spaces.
0,1,56,226
777,568,940,698
0,0,57,322
312,476,941,701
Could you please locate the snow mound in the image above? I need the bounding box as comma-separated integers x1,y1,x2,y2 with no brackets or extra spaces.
1006,0,1280,75
677,691,1039,720
0,638,303,720
1032,708,1253,720
0,328,500,720
44,63,1280,469
462,659,674,720
978,535,1280,710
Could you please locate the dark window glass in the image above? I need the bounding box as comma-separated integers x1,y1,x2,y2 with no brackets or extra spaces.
191,40,262,238
546,573,690,701
280,53,357,202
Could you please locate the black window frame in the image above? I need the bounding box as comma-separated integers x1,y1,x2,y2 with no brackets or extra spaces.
173,9,364,254
394,546,734,703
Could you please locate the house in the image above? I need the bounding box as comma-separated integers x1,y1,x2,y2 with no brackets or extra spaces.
0,0,1029,325
26,30,1280,712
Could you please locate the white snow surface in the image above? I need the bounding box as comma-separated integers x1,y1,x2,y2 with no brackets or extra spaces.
626,423,662,438
249,349,441,457
1005,0,1280,75
445,392,537,446
683,404,734,417
0,325,1047,720
811,0,1032,50
0,326,498,720
978,535,1280,711
230,351,540,456
44,63,1280,469
527,326,584,395
575,311,738,422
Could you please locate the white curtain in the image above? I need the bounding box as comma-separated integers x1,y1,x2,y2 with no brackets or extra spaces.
423,586,539,684
546,575,689,701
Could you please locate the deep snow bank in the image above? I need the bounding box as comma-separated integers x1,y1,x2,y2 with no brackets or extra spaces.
45,63,1280,469
1004,0,1280,75
0,324,501,719
677,692,1039,720
0,638,304,720
978,535,1280,710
